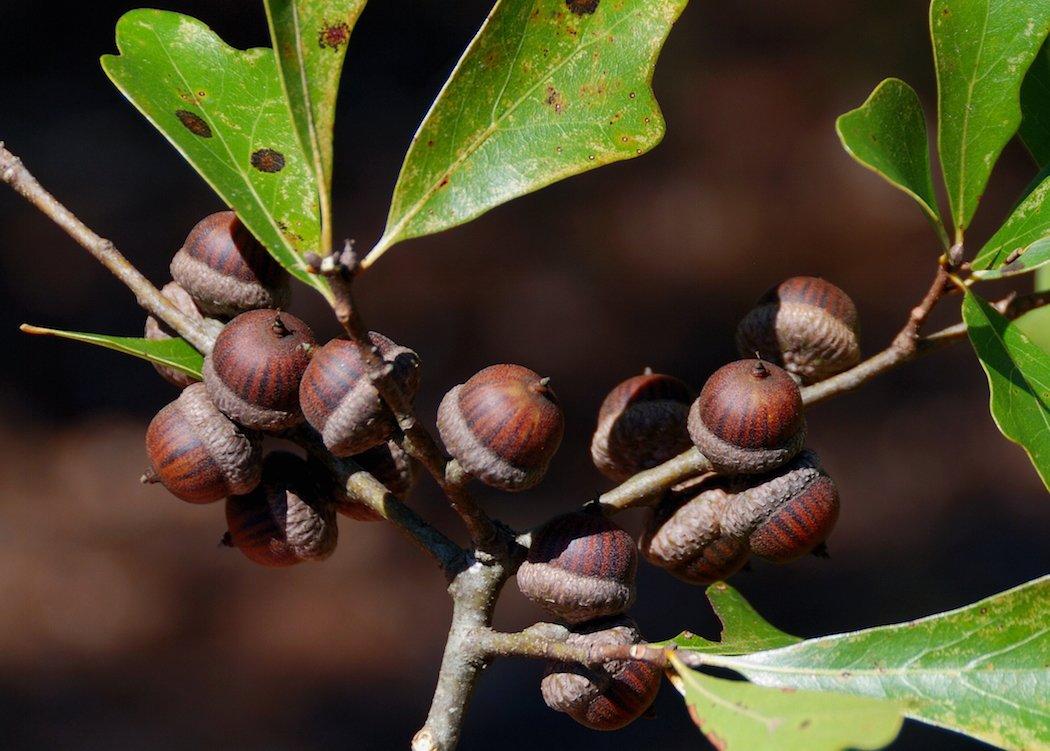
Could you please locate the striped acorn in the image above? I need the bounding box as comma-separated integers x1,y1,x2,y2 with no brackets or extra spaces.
144,282,224,388
144,382,262,503
540,616,662,731
437,364,564,491
204,310,316,431
736,276,860,384
170,211,290,317
640,479,750,585
299,333,421,456
688,359,805,475
224,452,337,567
721,449,840,562
590,370,693,481
518,511,637,624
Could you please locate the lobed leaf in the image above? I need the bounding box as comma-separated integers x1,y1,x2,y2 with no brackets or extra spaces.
365,0,688,267
101,10,331,300
669,654,904,751
20,325,203,379
836,78,947,245
1020,38,1050,165
963,291,1050,489
930,0,1050,234
664,582,801,655
265,0,367,250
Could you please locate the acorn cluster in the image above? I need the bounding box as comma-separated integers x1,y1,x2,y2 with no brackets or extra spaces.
138,222,857,734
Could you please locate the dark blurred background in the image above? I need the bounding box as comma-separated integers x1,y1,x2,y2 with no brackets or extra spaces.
1,1,1047,749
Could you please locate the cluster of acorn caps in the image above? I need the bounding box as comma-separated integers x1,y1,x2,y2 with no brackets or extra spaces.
140,211,861,731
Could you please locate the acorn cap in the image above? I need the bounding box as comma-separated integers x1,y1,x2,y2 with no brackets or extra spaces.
204,310,315,431
736,276,860,384
688,359,805,474
437,364,564,491
145,382,262,503
590,371,693,481
299,332,421,456
225,452,337,566
721,449,840,562
518,512,637,624
540,616,662,731
170,211,290,317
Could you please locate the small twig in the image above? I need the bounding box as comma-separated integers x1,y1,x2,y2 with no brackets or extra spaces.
477,626,671,667
890,265,956,355
598,447,713,513
309,246,501,552
0,143,215,353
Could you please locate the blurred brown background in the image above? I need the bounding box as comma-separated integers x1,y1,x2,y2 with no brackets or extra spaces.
1,1,1047,749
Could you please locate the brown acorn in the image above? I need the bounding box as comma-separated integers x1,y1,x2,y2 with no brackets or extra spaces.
144,282,224,388
144,382,262,503
640,479,750,585
299,333,421,456
688,359,805,475
204,309,315,431
170,211,291,317
437,364,564,491
736,276,860,384
590,370,694,481
224,452,337,567
720,449,840,562
518,512,637,624
540,616,662,731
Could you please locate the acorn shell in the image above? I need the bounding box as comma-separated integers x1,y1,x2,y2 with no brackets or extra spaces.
144,282,224,389
736,276,860,384
640,480,750,585
170,211,291,317
688,359,805,474
145,382,262,503
721,449,840,562
590,372,693,481
299,332,421,456
518,512,637,624
225,452,337,566
437,364,564,491
204,310,315,431
540,616,662,731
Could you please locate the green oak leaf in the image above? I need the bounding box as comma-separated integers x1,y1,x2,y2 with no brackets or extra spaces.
669,654,904,751
836,78,947,246
972,172,1050,277
364,0,688,267
1017,265,1050,351
664,582,801,655
265,0,367,250
695,575,1050,750
102,10,331,300
963,291,1050,488
20,325,203,379
1020,38,1050,165
930,0,1050,234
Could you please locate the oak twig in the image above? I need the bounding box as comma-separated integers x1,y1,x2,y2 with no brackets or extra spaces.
477,626,670,667
0,143,215,353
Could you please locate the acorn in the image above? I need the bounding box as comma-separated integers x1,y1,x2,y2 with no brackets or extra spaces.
437,364,564,491
640,479,750,584
204,309,315,431
170,211,291,317
720,449,839,562
144,282,224,388
736,276,860,384
687,359,805,475
299,333,421,456
224,452,337,566
590,370,693,481
540,616,662,731
518,511,637,624
144,382,262,503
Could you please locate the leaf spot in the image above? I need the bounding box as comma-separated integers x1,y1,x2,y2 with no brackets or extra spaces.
545,85,567,114
251,149,286,173
566,0,600,15
318,22,350,50
175,110,212,138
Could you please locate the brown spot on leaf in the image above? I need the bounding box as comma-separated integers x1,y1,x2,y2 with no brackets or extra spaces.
800,720,811,729
319,21,350,50
251,149,286,173
566,0,600,15
438,176,450,188
545,85,567,114
176,110,212,138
